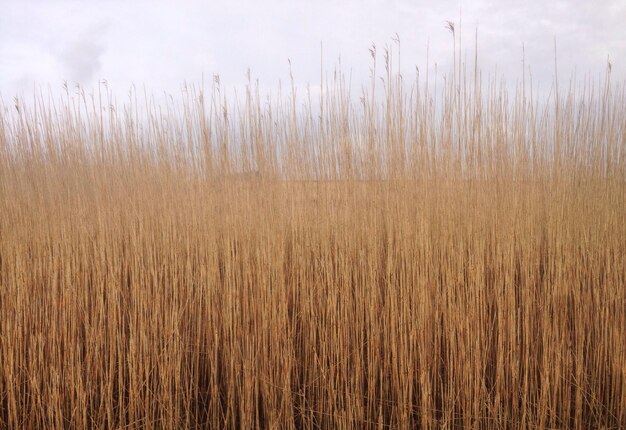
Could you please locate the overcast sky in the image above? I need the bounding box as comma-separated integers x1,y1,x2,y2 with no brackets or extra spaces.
1,0,625,102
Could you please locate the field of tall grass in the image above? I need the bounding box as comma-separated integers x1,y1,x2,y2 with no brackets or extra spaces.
0,44,624,428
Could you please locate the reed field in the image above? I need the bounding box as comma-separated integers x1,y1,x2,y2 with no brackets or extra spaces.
0,46,625,428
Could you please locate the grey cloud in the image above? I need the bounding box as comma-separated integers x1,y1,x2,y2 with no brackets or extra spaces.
57,29,107,85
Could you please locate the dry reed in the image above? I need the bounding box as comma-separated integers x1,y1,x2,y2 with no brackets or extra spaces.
0,44,624,429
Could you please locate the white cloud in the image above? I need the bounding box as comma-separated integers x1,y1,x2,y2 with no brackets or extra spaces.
1,0,624,101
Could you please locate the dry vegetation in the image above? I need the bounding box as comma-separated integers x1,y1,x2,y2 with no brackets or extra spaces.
0,45,625,429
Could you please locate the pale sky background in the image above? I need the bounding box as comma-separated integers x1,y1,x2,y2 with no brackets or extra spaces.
1,0,625,102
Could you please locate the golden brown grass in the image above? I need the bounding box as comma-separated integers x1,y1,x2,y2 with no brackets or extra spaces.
0,49,625,429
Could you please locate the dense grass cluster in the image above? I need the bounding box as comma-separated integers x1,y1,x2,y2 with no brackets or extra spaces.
0,47,625,428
